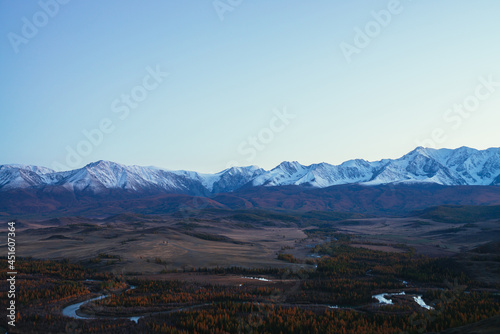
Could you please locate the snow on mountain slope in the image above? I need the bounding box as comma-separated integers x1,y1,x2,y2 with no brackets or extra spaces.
295,160,378,187
56,161,210,195
0,164,56,189
364,147,459,185
210,166,265,193
252,161,309,186
0,147,499,194
364,147,500,186
168,165,265,193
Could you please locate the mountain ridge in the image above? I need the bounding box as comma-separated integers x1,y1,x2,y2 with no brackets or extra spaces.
1,147,499,196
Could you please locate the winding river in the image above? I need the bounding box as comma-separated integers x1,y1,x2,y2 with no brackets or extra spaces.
62,284,212,323
62,285,142,323
62,281,434,324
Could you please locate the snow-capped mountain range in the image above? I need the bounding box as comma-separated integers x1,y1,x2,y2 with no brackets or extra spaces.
1,147,500,195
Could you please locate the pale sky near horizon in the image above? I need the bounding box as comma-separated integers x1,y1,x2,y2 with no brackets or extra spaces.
1,0,499,173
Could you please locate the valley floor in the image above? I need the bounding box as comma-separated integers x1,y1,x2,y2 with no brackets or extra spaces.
1,209,500,333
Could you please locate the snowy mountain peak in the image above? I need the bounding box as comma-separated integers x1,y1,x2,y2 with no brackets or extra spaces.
275,161,305,173
0,164,55,174
84,160,123,169
1,147,499,194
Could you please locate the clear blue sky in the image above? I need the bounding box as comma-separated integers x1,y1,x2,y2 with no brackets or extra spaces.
1,0,499,172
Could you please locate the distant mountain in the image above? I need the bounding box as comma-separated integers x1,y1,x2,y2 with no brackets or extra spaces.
0,161,265,196
251,146,500,187
1,146,500,216
1,147,499,197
